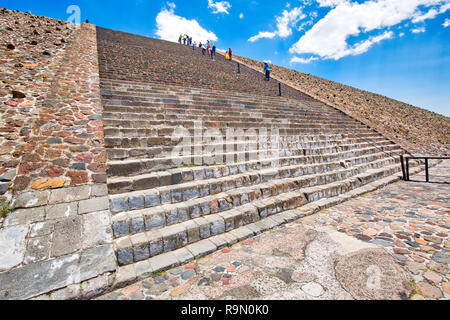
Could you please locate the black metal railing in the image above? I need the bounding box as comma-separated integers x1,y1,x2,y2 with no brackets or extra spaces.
400,156,449,182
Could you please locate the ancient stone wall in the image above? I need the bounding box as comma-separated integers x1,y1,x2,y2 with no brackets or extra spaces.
0,14,116,300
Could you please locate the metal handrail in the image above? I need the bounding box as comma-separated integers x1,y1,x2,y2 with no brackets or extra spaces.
401,156,449,182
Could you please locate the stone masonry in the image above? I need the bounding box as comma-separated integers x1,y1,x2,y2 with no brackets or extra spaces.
0,14,116,300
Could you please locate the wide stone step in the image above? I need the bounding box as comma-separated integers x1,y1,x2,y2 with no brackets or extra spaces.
108,154,400,227
106,139,401,178
105,137,392,165
112,161,403,266
107,144,402,195
105,137,392,161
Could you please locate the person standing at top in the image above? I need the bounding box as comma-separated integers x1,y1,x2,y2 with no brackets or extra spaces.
202,42,207,55
207,41,211,56
211,44,216,60
193,40,197,50
178,35,182,44
183,35,186,45
264,63,270,81
228,48,232,61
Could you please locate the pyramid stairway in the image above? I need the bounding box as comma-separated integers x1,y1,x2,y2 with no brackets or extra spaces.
99,78,412,268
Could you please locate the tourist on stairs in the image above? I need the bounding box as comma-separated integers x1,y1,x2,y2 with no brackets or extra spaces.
228,48,232,60
264,63,271,81
211,44,216,60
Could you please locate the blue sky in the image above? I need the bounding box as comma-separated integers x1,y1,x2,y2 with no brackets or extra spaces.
3,0,450,116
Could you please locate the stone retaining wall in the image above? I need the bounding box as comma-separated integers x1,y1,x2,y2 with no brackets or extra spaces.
0,21,117,300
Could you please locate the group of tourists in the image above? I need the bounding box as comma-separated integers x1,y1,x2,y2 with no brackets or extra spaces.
177,34,270,81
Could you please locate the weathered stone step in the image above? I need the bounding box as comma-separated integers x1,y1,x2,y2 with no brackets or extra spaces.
104,132,389,154
108,148,401,203
107,138,392,161
106,139,401,178
106,144,401,195
101,79,308,103
112,163,425,282
102,118,365,131
105,136,392,161
112,161,403,266
109,154,400,227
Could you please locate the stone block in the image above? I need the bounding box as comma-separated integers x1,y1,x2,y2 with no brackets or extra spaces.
144,191,160,208
148,252,179,273
46,202,78,220
117,248,134,266
51,216,82,257
135,260,153,279
113,219,130,238
130,217,145,234
186,239,217,259
79,245,117,281
82,211,112,249
49,186,90,205
79,196,109,214
0,225,28,270
23,235,52,265
91,184,108,197
146,230,163,257
128,195,145,210
144,210,165,231
15,191,49,209
0,253,80,300
110,198,128,214
173,248,194,264
3,207,45,227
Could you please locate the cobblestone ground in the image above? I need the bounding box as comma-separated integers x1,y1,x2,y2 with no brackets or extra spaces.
97,161,449,300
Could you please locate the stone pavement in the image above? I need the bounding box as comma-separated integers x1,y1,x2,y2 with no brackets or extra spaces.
97,160,449,300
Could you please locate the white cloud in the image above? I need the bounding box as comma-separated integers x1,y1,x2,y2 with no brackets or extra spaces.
291,56,319,63
444,18,450,27
412,26,426,33
208,0,231,14
290,0,450,60
248,31,277,42
412,8,439,23
156,5,218,43
239,13,244,19
316,0,350,7
248,6,306,42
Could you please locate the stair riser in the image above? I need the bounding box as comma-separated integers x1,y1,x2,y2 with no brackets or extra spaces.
113,163,401,266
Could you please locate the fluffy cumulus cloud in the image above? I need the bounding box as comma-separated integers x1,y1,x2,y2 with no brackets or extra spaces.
444,18,450,27
156,3,218,43
290,0,450,60
249,6,307,42
290,56,319,63
208,0,232,14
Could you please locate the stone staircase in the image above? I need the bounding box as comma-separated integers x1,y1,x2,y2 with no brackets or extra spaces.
99,79,411,270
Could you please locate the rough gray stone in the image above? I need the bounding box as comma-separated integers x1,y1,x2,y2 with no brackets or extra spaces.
78,197,109,214
113,220,130,238
3,207,45,227
82,211,112,249
144,193,160,207
23,235,52,265
431,250,450,265
0,253,80,300
79,245,117,281
46,202,77,220
91,184,108,197
0,225,28,270
49,186,90,205
133,245,150,262
29,221,55,238
130,217,145,234
145,213,165,231
110,198,128,213
117,248,134,266
15,191,49,208
129,195,144,210
52,217,82,257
